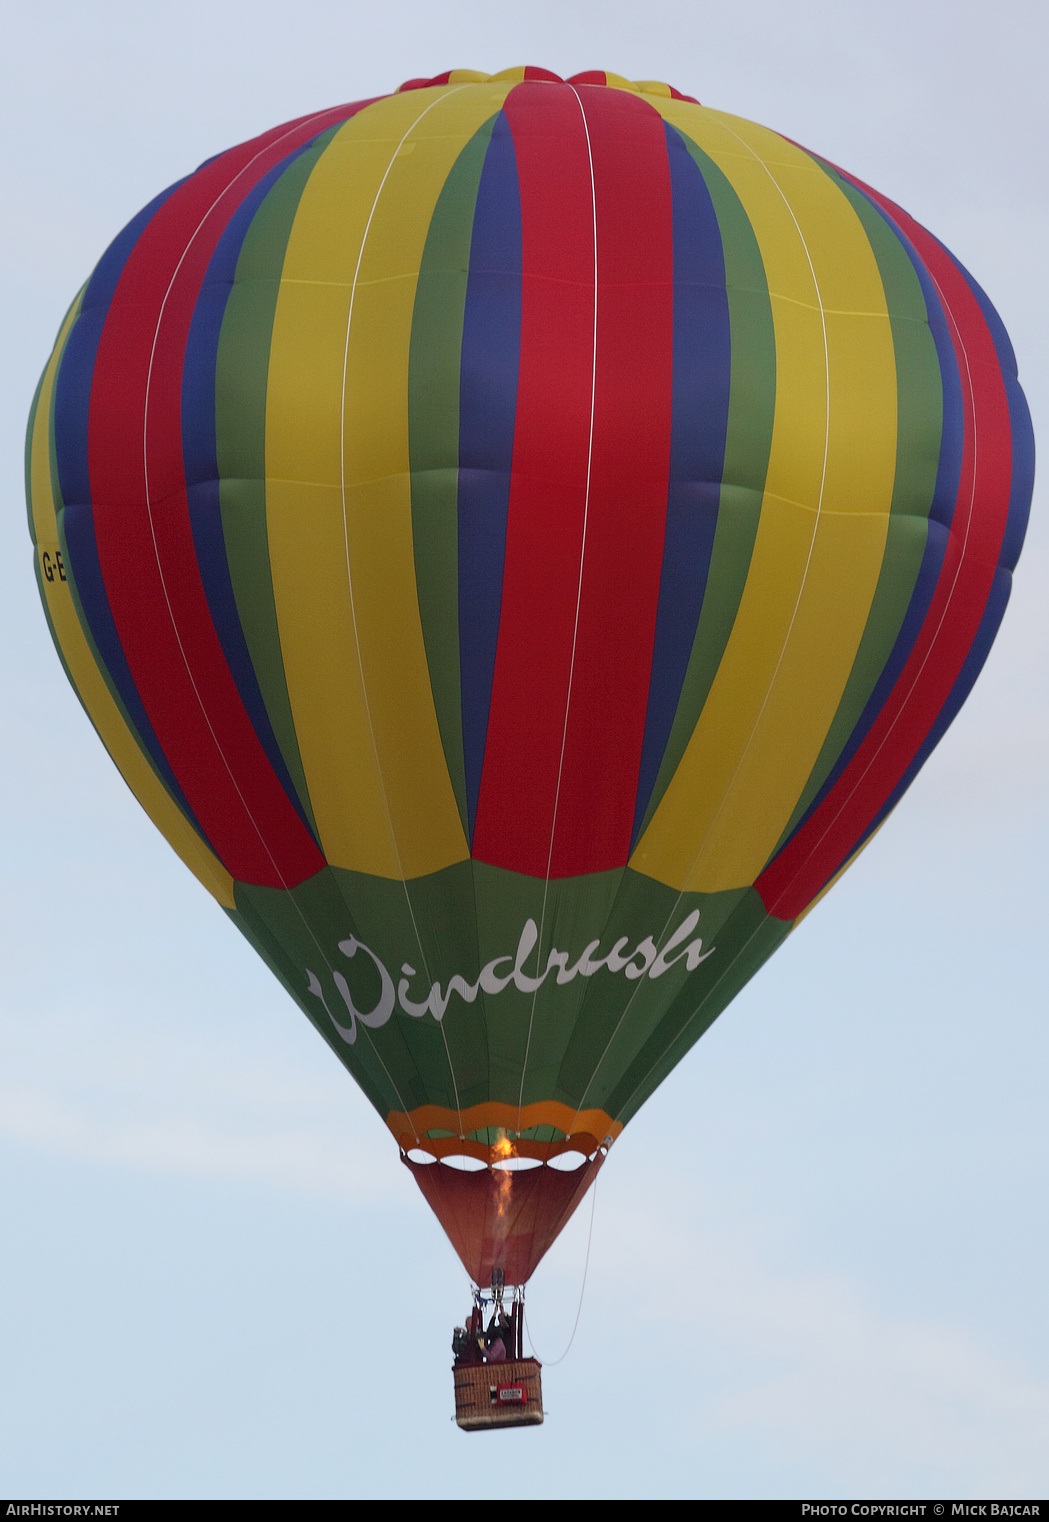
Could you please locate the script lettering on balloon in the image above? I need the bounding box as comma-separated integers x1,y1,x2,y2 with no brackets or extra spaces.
305,912,713,1045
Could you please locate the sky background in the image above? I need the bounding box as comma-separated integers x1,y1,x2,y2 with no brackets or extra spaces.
1,0,1046,1501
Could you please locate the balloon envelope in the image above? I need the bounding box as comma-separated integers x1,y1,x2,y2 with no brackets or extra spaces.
27,67,1033,1285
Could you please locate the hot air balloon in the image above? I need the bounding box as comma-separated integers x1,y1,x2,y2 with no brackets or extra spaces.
27,66,1032,1430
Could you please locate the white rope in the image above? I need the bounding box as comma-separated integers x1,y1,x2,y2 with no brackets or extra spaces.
524,1172,598,1367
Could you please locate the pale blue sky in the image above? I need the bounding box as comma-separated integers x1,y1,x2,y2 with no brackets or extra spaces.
1,0,1046,1499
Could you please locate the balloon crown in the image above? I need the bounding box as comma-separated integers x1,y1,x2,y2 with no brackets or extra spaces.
397,67,699,103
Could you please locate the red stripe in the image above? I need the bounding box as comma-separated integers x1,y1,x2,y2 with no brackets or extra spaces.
87,103,373,886
756,177,1013,919
472,82,674,877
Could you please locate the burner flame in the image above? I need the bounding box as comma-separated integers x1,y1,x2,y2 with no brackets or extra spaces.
493,1132,515,1220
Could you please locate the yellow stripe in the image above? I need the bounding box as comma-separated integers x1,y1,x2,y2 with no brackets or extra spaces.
601,73,641,93
634,104,898,891
266,85,511,879
29,305,236,909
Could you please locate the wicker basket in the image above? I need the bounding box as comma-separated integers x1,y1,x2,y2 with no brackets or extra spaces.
452,1357,544,1431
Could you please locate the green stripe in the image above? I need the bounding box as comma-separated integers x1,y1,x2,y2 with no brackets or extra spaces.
332,862,487,1112
233,859,793,1126
25,374,47,538
214,126,343,841
57,512,197,832
551,872,749,1109
226,882,389,1120
766,158,943,857
407,114,499,837
602,893,793,1125
235,863,483,1117
635,131,777,838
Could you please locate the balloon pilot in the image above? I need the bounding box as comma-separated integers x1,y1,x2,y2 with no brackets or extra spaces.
452,1268,522,1366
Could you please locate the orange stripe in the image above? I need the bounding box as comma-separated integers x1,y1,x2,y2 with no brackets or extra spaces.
386,1099,622,1153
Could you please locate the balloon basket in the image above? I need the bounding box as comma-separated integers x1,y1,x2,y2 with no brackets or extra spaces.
452,1357,544,1431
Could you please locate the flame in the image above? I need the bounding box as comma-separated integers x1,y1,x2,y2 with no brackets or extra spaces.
493,1131,514,1221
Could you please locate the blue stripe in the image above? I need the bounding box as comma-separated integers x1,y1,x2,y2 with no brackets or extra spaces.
53,181,183,511
62,499,210,840
842,563,1013,876
948,255,1034,575
794,241,1033,892
631,122,731,848
51,178,211,842
775,191,966,841
457,111,522,839
181,142,323,844
1001,368,1035,573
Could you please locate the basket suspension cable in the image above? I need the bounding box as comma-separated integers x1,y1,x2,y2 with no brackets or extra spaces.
524,1172,598,1368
